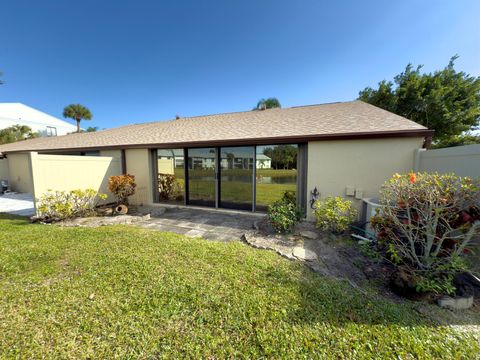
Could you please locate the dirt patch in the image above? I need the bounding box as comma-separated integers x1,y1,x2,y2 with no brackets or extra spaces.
246,218,400,300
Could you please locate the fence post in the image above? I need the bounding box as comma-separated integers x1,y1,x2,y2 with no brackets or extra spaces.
413,148,426,173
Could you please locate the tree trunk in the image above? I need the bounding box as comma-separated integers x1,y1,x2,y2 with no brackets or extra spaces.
76,119,81,133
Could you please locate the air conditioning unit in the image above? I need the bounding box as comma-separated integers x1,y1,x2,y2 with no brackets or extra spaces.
0,180,9,194
361,198,384,240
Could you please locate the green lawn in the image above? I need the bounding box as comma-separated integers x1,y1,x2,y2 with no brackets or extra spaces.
0,215,477,358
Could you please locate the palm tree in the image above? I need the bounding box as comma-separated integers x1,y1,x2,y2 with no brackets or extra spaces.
63,104,92,133
255,98,281,110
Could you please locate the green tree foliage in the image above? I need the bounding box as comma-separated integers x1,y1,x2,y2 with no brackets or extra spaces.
358,56,480,142
63,104,93,133
0,125,38,145
84,126,99,132
431,133,480,149
262,145,297,169
255,98,281,110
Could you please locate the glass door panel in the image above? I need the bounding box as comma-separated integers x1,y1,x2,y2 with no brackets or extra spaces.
187,148,216,207
255,144,298,211
219,146,254,210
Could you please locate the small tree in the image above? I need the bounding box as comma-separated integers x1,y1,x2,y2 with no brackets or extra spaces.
108,174,136,205
0,125,38,145
63,104,93,133
254,98,281,110
372,172,480,294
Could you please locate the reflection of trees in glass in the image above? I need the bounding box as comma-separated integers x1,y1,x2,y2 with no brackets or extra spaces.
262,145,297,169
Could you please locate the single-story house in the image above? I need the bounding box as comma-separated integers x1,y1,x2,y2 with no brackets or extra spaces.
0,101,433,218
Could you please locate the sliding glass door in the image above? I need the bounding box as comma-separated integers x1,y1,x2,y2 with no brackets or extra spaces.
219,146,254,210
158,143,302,212
187,148,216,207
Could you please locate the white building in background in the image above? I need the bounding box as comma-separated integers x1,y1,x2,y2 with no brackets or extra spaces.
0,103,77,136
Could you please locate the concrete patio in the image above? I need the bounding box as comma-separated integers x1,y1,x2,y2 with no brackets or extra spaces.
0,193,35,216
137,206,264,241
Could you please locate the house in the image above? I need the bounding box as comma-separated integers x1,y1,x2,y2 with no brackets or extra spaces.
0,103,77,136
0,101,433,218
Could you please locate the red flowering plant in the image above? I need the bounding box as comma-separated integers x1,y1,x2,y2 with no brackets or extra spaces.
371,172,480,295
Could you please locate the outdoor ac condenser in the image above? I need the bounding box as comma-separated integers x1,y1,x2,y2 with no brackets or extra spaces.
361,198,384,240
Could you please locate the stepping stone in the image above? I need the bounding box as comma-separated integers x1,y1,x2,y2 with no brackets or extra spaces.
293,246,318,261
299,230,319,240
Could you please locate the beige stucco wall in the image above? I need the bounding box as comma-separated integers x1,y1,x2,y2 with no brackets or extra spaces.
7,153,33,193
30,152,122,203
416,144,480,178
125,149,153,205
306,137,424,219
0,158,9,182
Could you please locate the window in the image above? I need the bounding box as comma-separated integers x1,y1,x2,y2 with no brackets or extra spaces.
156,149,185,204
46,126,57,137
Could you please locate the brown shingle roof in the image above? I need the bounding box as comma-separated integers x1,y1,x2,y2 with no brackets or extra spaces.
0,101,431,154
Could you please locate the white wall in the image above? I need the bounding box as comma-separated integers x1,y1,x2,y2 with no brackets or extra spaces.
0,103,77,136
415,144,480,178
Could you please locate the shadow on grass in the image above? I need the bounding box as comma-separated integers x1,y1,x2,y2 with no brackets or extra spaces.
0,213,31,225
290,263,480,328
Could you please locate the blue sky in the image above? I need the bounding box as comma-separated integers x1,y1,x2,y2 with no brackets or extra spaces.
1,0,479,130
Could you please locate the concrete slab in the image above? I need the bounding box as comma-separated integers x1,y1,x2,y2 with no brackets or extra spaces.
137,206,262,241
0,193,35,217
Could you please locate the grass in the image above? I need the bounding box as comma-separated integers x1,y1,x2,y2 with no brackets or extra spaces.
0,214,478,358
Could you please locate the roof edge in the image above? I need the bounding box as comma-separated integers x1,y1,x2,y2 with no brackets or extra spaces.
0,129,434,154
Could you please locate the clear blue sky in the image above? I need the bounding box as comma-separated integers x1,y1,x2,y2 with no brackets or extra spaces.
1,0,479,130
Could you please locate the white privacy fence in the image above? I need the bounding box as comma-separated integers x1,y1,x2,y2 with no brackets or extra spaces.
414,144,480,178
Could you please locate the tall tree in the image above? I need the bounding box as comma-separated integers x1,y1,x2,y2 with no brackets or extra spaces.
255,98,281,110
0,125,38,145
358,56,480,142
63,104,93,133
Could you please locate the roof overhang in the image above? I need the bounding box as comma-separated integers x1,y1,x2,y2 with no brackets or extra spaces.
0,129,434,154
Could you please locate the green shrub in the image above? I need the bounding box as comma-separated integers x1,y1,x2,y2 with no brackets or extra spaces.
37,189,107,220
267,191,303,233
314,197,357,233
372,172,480,295
108,174,136,204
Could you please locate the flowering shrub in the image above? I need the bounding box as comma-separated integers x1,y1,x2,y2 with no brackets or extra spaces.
372,172,480,295
267,191,303,233
313,197,357,234
37,189,107,220
108,174,136,204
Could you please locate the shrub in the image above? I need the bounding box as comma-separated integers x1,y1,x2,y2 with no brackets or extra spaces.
158,173,181,201
37,189,107,220
372,172,480,295
314,197,357,234
267,191,303,233
108,174,136,204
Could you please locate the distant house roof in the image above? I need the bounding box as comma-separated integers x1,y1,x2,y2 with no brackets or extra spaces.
0,101,432,154
0,103,77,135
